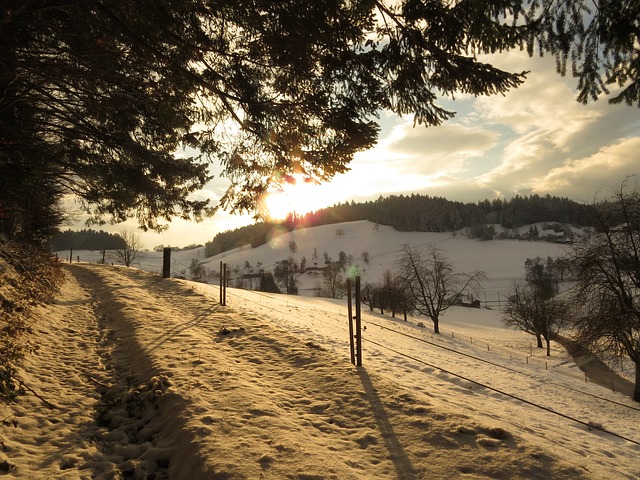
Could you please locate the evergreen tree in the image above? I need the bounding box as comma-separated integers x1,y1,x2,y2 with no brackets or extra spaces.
1,0,547,241
532,0,640,106
5,1,629,242
259,273,281,294
50,229,126,251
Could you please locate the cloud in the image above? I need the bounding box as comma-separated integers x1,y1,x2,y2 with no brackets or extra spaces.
389,122,497,156
381,121,499,176
461,51,640,201
533,137,640,200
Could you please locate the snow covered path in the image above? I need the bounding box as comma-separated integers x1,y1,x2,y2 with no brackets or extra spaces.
4,264,595,479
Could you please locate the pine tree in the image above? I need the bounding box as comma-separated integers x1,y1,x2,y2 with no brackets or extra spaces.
2,1,636,242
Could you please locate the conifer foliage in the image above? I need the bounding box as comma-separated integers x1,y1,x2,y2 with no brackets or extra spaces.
1,1,637,241
530,0,640,106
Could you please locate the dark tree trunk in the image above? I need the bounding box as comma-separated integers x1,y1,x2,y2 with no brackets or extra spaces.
433,317,440,334
545,337,551,356
536,333,543,348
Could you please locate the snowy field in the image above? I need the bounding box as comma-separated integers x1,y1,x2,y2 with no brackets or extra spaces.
56,220,640,478
64,220,570,306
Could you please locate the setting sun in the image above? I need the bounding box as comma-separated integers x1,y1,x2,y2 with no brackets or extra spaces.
263,176,334,219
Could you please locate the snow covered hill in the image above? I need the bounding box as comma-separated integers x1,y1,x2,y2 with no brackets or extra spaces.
54,220,640,478
201,220,567,302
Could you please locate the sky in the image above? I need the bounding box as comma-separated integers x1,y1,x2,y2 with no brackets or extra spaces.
67,49,640,249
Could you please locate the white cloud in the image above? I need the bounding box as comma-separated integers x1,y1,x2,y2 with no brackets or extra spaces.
380,121,499,177
533,137,640,199
457,51,640,201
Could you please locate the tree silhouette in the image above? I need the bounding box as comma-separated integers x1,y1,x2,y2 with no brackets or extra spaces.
3,1,635,242
274,258,299,294
533,0,640,106
397,245,486,333
503,282,568,356
567,179,640,401
111,230,142,267
323,262,345,299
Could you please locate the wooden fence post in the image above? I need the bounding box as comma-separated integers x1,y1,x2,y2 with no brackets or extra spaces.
347,278,355,365
162,247,171,278
355,276,362,366
219,261,223,304
222,262,227,306
69,248,73,263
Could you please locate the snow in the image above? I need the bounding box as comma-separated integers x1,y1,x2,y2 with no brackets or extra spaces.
32,220,639,479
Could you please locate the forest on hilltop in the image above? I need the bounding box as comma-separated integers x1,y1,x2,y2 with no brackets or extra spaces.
50,229,126,251
204,193,596,257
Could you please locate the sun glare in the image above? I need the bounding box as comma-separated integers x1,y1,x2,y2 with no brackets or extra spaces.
263,177,334,220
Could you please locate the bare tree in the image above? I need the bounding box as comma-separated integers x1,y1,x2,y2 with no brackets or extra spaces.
567,178,640,401
397,245,486,333
274,257,298,294
189,258,206,281
502,283,568,356
111,230,141,267
379,270,413,319
322,262,344,299
524,257,559,299
361,251,370,267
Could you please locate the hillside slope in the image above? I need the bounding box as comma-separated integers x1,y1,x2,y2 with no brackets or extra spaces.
202,220,568,301
4,264,591,479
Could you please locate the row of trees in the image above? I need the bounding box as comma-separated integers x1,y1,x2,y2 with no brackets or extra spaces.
299,193,596,233
361,247,485,332
205,193,596,258
204,223,283,257
267,250,358,297
502,181,640,401
53,229,144,268
50,229,126,251
295,193,598,234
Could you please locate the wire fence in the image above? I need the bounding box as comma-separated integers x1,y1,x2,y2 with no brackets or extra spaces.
203,283,640,447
